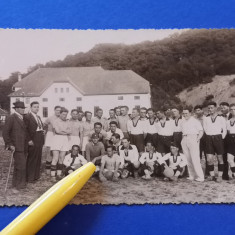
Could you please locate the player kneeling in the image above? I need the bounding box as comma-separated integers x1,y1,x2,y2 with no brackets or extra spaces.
138,142,162,180
159,142,187,181
63,145,87,176
99,146,122,182
118,138,140,179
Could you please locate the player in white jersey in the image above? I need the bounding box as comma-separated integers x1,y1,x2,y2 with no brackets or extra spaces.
145,108,158,148
127,108,146,153
50,108,72,181
219,102,231,180
63,145,87,176
226,104,235,179
155,110,174,156
159,142,187,181
172,107,183,151
43,106,61,174
138,142,162,179
203,101,227,182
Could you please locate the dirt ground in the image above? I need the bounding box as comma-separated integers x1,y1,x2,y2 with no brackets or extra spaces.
0,137,235,206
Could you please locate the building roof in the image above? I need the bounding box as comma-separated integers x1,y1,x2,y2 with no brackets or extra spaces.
0,108,8,115
9,67,150,97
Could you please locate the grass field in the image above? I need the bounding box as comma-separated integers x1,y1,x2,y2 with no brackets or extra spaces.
0,137,235,206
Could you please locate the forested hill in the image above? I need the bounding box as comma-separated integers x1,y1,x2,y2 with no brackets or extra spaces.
1,29,235,110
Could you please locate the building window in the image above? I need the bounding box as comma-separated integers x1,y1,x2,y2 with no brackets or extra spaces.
118,96,123,100
25,98,30,104
42,98,48,102
55,88,58,93
43,107,48,118
76,97,82,101
94,106,100,114
77,106,82,112
134,96,140,100
61,88,64,93
66,87,69,93
135,105,140,109
59,98,65,102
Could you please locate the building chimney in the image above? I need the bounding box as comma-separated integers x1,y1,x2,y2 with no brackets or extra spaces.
18,73,22,82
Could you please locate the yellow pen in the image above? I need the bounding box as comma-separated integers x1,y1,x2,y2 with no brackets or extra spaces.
1,162,96,235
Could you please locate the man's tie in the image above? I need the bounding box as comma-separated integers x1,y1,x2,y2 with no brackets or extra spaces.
36,115,42,129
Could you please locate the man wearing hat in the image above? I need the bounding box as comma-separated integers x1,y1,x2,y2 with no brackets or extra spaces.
3,101,28,193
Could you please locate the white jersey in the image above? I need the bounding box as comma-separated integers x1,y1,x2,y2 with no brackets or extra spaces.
159,152,187,169
63,153,87,168
203,115,227,138
139,152,162,164
173,117,183,133
145,119,158,134
156,119,174,136
118,144,139,163
127,118,146,135
227,119,235,134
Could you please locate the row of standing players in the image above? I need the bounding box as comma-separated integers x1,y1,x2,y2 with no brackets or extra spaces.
3,101,235,192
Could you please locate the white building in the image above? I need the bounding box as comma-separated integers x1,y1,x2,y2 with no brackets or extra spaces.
9,67,151,120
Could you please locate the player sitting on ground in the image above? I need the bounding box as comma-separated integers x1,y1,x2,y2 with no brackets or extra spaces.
159,142,187,181
63,145,87,176
99,146,121,182
118,138,140,179
138,142,162,180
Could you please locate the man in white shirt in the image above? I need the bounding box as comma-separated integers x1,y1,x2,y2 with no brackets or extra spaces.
69,109,83,149
118,138,140,178
204,101,227,182
219,101,231,180
63,145,87,176
106,121,124,141
138,142,162,179
117,106,130,139
92,108,108,131
127,108,146,153
226,104,235,179
43,106,61,175
172,107,183,151
106,109,118,129
50,108,72,181
181,106,204,182
145,108,158,148
156,110,174,156
159,142,187,181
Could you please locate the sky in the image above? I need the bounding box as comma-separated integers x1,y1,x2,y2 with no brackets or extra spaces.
0,29,185,80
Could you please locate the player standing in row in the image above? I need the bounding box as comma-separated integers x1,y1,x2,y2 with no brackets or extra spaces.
81,111,94,156
156,110,174,156
117,106,130,139
144,108,158,148
127,108,146,154
44,106,61,174
226,104,235,180
203,102,227,182
50,108,72,181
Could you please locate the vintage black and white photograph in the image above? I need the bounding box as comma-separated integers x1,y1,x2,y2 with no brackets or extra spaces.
0,28,235,205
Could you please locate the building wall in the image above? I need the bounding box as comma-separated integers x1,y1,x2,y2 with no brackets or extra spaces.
10,82,151,120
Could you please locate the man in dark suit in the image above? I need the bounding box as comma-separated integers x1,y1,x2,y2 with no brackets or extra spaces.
3,101,28,193
24,101,45,183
